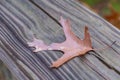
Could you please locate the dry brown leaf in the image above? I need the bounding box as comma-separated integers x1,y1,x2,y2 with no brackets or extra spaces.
27,16,94,68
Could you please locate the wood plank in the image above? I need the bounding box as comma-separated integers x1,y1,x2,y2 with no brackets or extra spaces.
0,0,120,80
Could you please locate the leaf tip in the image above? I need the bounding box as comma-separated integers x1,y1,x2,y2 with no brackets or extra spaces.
85,26,88,31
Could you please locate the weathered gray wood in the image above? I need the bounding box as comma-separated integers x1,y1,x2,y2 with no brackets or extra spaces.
0,0,120,80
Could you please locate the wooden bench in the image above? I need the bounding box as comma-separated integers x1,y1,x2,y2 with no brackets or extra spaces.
0,0,120,80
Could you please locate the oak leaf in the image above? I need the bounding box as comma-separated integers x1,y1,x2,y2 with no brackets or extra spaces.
27,16,93,68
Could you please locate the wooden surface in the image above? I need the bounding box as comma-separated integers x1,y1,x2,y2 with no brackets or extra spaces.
0,0,120,80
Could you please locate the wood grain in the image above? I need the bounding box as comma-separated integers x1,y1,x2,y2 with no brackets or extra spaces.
0,0,120,80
